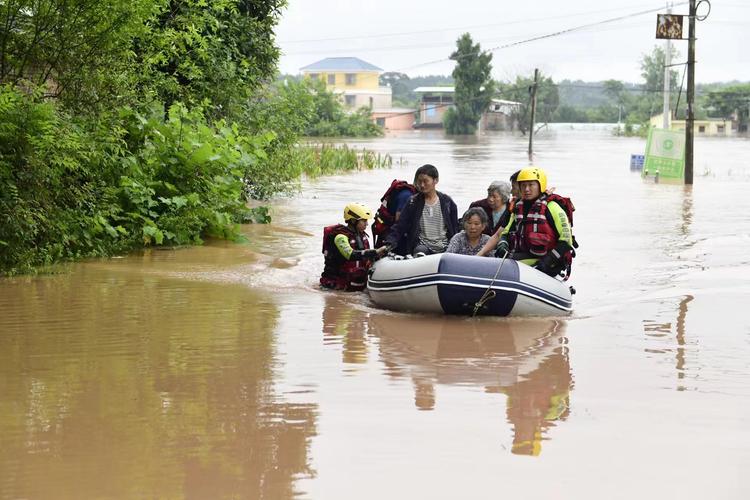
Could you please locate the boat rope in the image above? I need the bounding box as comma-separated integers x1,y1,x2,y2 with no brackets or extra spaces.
472,250,510,317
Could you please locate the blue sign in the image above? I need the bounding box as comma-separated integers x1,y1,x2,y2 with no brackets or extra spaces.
630,154,645,171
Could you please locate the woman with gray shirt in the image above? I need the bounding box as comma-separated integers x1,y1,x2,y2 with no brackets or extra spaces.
446,208,491,256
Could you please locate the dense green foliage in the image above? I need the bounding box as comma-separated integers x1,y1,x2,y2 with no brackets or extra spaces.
0,87,276,274
134,0,285,116
705,83,750,131
444,34,494,135
0,1,388,274
0,0,157,108
0,0,285,115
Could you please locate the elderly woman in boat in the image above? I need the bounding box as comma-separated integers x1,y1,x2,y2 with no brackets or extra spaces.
445,207,491,256
469,180,513,236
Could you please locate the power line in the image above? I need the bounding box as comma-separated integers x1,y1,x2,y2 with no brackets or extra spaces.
392,2,688,72
283,34,521,57
279,3,659,44
283,20,649,58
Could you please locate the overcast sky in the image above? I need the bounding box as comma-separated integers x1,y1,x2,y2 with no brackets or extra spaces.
275,0,749,83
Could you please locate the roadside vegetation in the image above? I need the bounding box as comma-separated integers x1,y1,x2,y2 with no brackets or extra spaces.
0,0,384,275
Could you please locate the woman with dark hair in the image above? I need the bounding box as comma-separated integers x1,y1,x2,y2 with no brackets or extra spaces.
446,207,491,256
383,164,459,256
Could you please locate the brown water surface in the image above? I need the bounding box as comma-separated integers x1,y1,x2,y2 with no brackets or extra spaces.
2,126,749,499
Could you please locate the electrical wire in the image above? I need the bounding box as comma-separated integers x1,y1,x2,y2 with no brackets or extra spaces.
279,3,662,44
393,2,688,72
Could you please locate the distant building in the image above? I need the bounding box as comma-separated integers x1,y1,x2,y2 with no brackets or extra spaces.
300,56,415,130
414,87,454,128
371,108,416,131
650,113,735,136
301,57,392,109
414,87,521,130
482,98,522,131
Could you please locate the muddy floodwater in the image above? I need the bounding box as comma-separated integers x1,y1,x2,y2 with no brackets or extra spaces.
1,126,749,499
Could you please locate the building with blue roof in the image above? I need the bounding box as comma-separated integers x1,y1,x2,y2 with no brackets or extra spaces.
300,57,383,72
300,57,416,130
301,56,391,110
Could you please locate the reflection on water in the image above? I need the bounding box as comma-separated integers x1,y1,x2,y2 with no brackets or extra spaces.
0,266,317,500
680,185,693,238
449,134,494,163
322,295,371,365
320,294,572,457
643,294,695,391
371,315,570,456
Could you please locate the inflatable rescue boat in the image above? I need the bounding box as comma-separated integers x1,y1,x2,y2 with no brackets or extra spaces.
367,253,572,317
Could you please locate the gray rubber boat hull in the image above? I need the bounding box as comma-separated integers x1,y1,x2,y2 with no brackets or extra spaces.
367,253,573,317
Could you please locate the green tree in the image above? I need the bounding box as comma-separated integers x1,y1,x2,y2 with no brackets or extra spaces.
499,73,559,134
0,1,286,117
552,105,590,123
380,72,413,107
705,83,750,132
135,0,286,118
444,33,494,134
640,45,679,93
633,45,680,121
0,0,158,109
601,79,636,122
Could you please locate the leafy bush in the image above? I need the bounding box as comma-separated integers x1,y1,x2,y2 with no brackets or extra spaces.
115,103,274,245
0,87,272,274
0,86,128,273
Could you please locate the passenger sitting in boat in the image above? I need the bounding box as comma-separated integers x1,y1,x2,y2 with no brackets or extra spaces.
371,178,417,253
469,180,512,236
509,169,521,209
477,167,575,279
446,207,492,256
383,164,459,257
320,203,388,291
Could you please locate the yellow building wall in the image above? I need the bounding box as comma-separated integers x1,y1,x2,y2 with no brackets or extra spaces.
304,71,380,90
649,113,732,136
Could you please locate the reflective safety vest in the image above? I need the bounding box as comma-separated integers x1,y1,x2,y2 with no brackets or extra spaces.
513,193,574,257
372,180,417,242
321,224,371,291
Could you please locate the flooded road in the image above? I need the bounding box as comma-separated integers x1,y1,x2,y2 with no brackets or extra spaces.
2,126,749,499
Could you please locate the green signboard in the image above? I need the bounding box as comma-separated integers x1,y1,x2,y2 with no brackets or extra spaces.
643,128,685,182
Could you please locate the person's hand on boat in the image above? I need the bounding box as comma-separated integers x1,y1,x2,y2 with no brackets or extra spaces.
375,246,389,258
495,239,510,257
534,251,562,276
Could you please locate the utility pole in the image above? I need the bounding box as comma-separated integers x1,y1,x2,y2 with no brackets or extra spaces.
528,68,539,162
685,0,696,184
662,2,672,129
